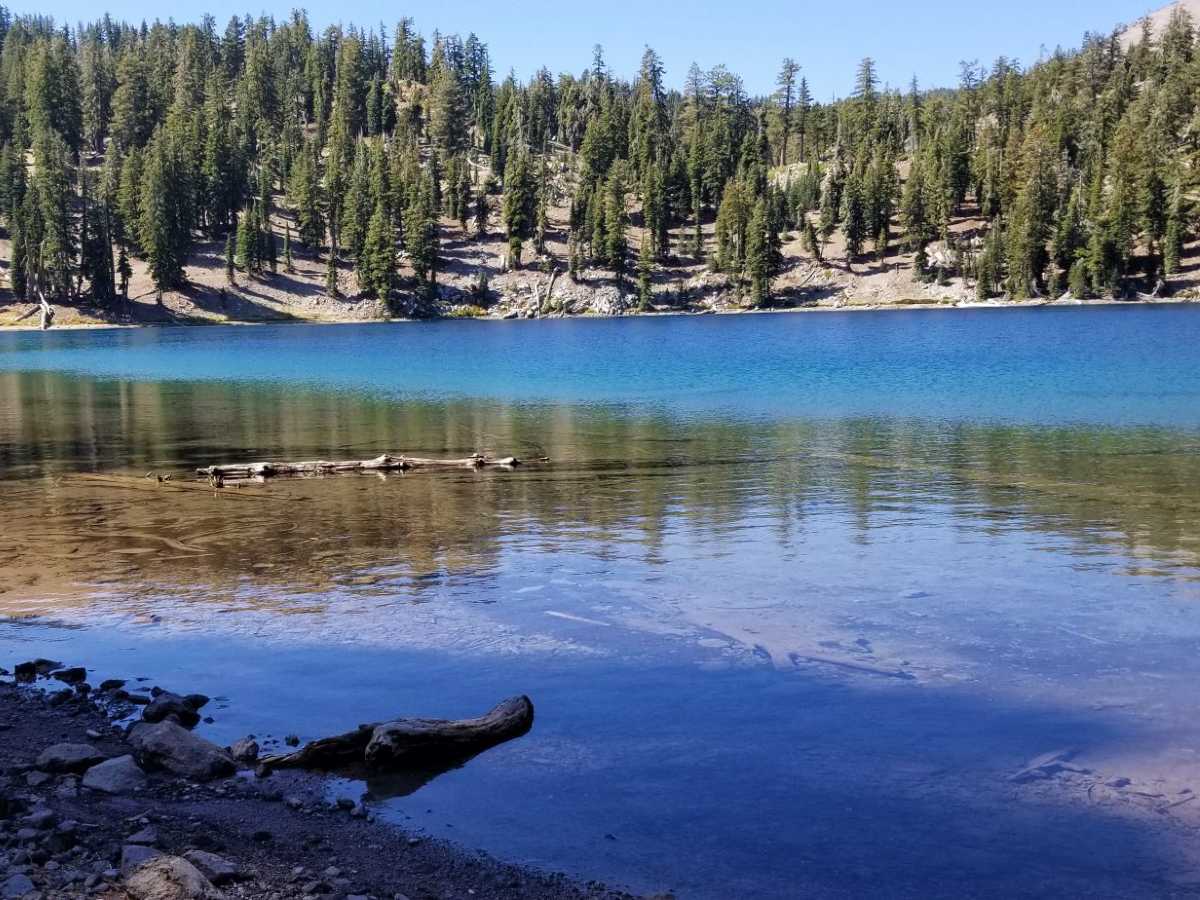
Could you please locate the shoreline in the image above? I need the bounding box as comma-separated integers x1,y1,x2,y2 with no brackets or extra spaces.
1,295,1194,333
0,661,642,900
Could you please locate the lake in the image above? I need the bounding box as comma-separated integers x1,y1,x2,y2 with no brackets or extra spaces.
2,306,1200,898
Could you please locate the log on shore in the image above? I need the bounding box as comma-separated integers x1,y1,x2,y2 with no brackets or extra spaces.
260,695,534,772
196,453,522,483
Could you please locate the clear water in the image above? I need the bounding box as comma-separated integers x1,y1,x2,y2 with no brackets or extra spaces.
1,307,1200,898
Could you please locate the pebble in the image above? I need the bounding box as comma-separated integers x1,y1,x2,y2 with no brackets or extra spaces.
0,873,34,898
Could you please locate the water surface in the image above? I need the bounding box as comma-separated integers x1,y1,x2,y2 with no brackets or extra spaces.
2,308,1200,898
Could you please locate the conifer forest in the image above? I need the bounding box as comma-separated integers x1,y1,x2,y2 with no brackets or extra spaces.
1,6,1199,323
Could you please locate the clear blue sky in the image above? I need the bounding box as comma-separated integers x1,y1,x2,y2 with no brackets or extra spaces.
41,0,1163,97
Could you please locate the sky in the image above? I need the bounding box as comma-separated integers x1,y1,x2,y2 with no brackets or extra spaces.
35,0,1169,97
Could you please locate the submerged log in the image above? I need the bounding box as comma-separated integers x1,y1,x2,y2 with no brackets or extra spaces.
196,452,521,483
260,695,534,772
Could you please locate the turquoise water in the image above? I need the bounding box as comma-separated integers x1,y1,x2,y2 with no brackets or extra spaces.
3,305,1200,426
2,307,1200,898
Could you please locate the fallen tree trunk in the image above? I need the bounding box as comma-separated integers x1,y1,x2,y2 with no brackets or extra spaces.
196,452,521,484
259,695,534,772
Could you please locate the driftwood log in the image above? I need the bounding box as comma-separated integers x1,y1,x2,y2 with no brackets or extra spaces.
197,453,522,484
36,287,55,330
260,695,534,772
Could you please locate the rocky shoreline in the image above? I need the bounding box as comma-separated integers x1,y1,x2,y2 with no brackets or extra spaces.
0,294,1193,332
0,660,645,900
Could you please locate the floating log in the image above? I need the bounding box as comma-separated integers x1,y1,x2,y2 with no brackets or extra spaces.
260,695,534,772
196,452,522,484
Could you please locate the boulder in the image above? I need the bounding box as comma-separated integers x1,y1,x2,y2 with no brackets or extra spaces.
36,743,106,774
183,850,241,884
13,658,61,682
124,856,224,900
228,737,258,763
82,755,147,794
128,722,235,781
142,693,202,729
121,843,164,877
51,666,87,684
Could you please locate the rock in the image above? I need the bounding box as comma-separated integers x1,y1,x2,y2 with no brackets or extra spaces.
126,826,160,846
99,679,126,692
22,806,56,829
142,694,202,729
0,873,33,898
120,843,165,877
51,666,87,684
228,738,258,763
183,851,240,885
36,743,106,774
54,776,79,799
128,722,235,781
124,856,224,900
24,771,51,788
184,694,210,710
82,755,147,795
13,659,61,682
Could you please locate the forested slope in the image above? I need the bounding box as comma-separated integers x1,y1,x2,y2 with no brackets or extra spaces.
1,4,1200,325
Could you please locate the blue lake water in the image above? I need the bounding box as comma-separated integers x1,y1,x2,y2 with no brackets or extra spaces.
1,306,1200,898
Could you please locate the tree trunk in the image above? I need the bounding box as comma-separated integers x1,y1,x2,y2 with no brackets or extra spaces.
196,452,524,483
259,695,534,772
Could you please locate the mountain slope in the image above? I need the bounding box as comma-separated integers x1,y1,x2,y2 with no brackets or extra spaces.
1119,0,1200,46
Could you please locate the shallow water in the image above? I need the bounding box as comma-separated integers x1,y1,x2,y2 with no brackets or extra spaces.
2,308,1200,898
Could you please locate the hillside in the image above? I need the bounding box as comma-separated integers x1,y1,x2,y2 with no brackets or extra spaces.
1119,0,1200,46
1,6,1200,330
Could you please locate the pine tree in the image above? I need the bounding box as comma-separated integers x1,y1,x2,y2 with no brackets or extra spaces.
604,169,628,279
501,151,535,269
225,233,236,285
802,218,822,263
1164,181,1184,276
289,143,326,250
843,174,867,265
284,223,295,274
31,131,77,301
9,205,26,300
358,201,395,302
406,175,439,295
745,197,774,306
236,209,257,273
637,235,653,310
774,58,799,166
137,129,192,300
116,244,132,299
325,251,340,298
